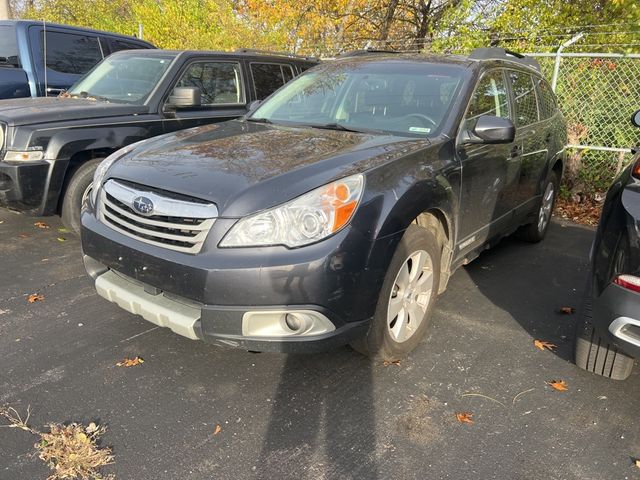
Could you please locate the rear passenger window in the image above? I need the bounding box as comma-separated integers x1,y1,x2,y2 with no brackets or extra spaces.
464,70,509,129
251,63,295,99
42,31,103,74
110,39,147,53
534,78,556,120
177,62,244,105
509,71,539,127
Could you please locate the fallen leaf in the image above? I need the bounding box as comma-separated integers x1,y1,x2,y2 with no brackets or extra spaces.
27,293,45,304
455,412,474,424
85,422,98,434
116,356,144,367
57,227,69,233
18,233,30,239
57,237,66,242
534,339,557,351
34,221,50,229
383,359,401,367
635,459,640,469
547,379,568,391
214,425,222,435
559,307,575,315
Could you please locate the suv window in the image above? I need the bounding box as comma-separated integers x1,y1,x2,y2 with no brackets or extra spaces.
177,62,244,105
509,70,539,127
464,70,509,129
534,77,556,120
0,26,19,67
110,39,146,54
42,31,103,75
251,63,295,99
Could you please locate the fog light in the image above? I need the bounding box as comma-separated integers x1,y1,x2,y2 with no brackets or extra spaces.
242,310,335,337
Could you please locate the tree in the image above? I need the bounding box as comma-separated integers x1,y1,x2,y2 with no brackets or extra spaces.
0,0,12,20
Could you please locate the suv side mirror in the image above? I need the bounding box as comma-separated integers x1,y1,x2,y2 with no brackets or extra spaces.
463,115,516,144
631,109,640,128
167,87,201,109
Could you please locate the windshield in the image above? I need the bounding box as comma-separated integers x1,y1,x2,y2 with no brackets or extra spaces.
250,60,467,137
0,26,19,67
67,53,175,104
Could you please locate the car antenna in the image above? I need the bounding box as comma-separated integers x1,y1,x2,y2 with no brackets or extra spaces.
43,19,48,97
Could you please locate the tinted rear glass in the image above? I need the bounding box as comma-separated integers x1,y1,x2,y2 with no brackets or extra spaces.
251,63,295,99
0,26,19,67
42,31,103,75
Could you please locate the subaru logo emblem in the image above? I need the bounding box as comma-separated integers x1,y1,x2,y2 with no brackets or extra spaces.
133,196,154,216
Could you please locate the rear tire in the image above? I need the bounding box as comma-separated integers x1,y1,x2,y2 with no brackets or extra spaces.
575,320,634,380
518,171,559,243
350,225,441,360
61,159,102,234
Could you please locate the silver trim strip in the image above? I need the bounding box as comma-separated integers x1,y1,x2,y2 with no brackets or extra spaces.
103,179,218,218
609,317,640,348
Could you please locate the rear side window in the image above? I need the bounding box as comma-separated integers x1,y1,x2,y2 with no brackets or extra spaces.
464,70,510,129
251,63,295,99
509,70,539,127
42,31,103,74
0,26,19,67
110,39,148,53
177,61,244,105
534,78,557,120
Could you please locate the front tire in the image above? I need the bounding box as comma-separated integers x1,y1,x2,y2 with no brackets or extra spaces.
61,159,102,234
518,171,559,243
351,225,441,360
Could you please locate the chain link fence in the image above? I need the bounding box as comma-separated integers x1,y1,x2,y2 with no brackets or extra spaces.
529,52,640,192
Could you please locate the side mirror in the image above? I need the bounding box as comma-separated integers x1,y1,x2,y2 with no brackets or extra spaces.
463,115,516,144
167,87,201,109
248,100,261,113
631,109,640,128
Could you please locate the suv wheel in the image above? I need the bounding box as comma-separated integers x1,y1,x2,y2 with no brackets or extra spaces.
519,171,559,243
61,159,102,234
351,224,441,360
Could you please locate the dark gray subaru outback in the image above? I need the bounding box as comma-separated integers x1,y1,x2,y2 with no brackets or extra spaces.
81,48,566,359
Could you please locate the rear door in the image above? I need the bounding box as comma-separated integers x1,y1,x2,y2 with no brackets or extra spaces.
162,58,248,132
249,61,296,101
28,26,105,96
507,69,548,215
457,69,520,253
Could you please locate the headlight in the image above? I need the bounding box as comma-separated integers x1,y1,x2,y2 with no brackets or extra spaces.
220,173,364,248
90,139,154,206
0,124,4,151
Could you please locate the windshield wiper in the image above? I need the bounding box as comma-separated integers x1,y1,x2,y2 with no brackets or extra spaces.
77,91,110,102
310,123,382,134
246,117,273,124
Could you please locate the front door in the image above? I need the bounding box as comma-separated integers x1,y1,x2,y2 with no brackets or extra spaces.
163,60,248,133
456,69,520,254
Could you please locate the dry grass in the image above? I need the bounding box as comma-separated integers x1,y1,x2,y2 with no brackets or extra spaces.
1,406,114,480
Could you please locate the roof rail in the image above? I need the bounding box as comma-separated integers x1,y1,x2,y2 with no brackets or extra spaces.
234,48,317,62
337,49,402,58
468,47,540,71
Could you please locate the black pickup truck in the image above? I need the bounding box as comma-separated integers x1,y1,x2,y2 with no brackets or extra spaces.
0,49,317,231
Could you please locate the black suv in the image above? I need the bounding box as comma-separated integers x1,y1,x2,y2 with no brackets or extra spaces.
81,48,567,358
0,49,316,232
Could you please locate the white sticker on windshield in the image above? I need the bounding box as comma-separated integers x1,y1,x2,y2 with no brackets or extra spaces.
409,127,431,133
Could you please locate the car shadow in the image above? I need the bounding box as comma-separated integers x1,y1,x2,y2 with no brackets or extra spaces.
256,349,378,479
462,220,594,363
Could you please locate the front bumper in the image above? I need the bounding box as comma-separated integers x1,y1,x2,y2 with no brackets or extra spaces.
81,210,400,352
0,159,69,215
591,282,640,358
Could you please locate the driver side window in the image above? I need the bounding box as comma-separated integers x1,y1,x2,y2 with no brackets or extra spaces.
176,61,244,106
464,71,509,130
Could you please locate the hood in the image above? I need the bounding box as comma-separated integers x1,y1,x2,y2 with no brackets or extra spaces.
106,120,432,217
0,97,148,126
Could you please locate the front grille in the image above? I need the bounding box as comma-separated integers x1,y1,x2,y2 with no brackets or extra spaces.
98,179,217,254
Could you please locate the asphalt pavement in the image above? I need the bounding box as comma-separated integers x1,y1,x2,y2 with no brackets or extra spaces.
0,207,638,480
